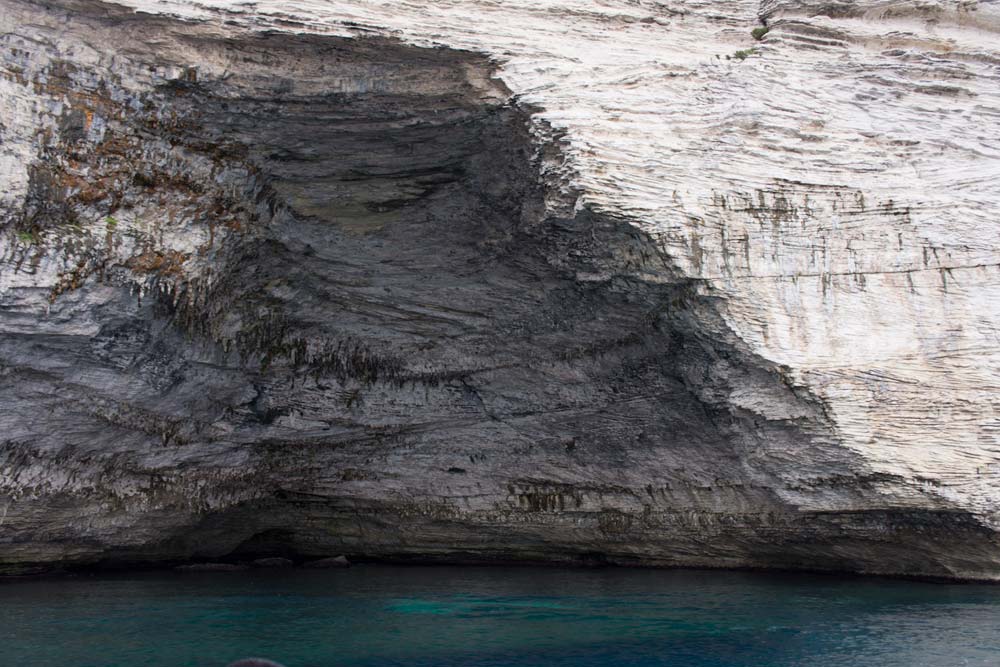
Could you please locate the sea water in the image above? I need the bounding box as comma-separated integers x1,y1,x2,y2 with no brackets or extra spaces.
1,565,998,667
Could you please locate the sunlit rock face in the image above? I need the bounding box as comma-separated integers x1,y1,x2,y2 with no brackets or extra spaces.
1,0,998,579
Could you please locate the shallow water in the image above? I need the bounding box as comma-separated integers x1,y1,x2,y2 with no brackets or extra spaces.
1,565,998,667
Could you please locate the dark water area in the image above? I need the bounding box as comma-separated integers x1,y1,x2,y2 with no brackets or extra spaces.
1,565,998,667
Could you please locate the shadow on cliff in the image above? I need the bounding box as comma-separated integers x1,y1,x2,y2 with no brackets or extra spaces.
1,0,997,580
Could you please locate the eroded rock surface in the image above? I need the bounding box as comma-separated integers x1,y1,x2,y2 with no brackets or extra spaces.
1,0,998,579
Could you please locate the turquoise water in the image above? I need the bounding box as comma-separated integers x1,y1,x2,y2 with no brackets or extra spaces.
1,566,998,667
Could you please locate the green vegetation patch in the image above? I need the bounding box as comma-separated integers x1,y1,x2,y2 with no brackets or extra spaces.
15,230,39,245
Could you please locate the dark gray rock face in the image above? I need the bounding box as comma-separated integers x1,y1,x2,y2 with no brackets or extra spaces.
0,0,997,579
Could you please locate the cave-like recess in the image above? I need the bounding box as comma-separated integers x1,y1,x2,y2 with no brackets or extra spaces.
1,0,997,578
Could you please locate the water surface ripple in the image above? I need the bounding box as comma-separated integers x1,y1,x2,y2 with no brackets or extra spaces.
1,566,998,667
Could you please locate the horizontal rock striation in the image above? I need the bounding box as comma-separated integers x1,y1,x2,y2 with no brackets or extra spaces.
0,0,998,579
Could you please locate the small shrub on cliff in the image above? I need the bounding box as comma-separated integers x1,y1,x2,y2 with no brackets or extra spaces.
731,48,758,61
751,26,770,40
15,230,38,245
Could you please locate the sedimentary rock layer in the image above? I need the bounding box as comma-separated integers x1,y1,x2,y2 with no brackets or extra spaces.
0,0,998,578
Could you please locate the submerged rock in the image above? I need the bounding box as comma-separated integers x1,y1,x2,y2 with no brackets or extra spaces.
251,558,294,568
304,556,352,569
0,0,998,580
174,563,248,573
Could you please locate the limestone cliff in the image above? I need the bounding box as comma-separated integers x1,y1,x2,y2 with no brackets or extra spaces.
1,0,998,579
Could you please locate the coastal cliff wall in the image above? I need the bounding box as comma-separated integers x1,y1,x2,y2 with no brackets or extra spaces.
1,0,998,578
